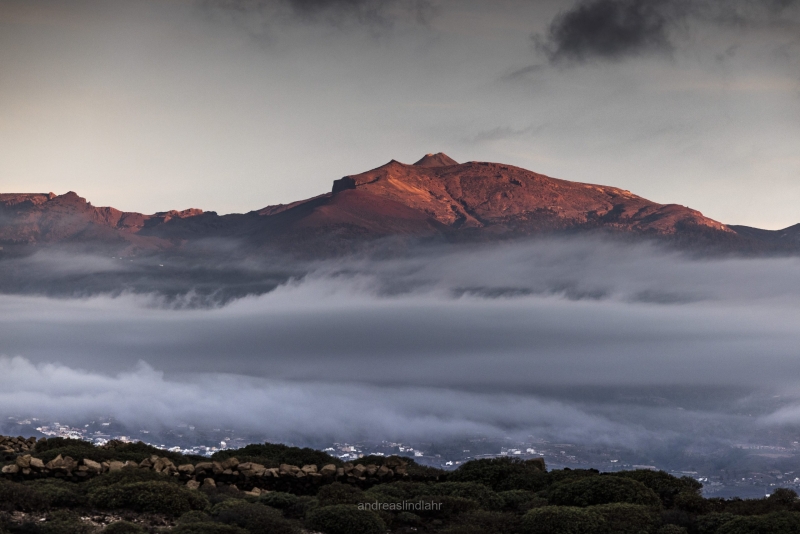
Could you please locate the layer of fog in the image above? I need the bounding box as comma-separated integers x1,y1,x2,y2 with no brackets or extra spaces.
3,237,800,454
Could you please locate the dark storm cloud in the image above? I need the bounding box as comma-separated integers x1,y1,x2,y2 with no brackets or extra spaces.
538,0,677,63
537,0,800,64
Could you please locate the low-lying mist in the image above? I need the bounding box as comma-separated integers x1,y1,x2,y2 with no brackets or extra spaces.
2,236,800,464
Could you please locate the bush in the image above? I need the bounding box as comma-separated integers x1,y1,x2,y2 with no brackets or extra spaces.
305,504,386,534
213,501,298,534
103,521,146,534
716,511,800,534
590,503,659,534
695,512,737,534
316,482,364,506
657,526,689,534
25,479,87,509
88,480,209,517
613,470,703,508
450,458,547,492
498,490,538,512
178,511,213,525
211,442,339,468
443,510,522,534
259,492,298,510
674,491,710,514
421,482,504,510
521,506,605,534
0,479,48,512
548,475,661,507
85,467,179,490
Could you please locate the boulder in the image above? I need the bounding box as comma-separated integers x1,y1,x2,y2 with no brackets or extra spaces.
238,462,266,477
178,464,196,475
220,457,239,470
365,464,378,476
244,488,262,497
202,478,216,488
320,464,337,477
29,458,45,470
301,464,318,474
107,461,125,472
352,464,367,477
186,480,201,490
1,464,19,474
83,459,103,473
153,457,175,474
279,464,300,476
195,462,214,473
377,466,391,478
16,455,32,468
45,455,65,470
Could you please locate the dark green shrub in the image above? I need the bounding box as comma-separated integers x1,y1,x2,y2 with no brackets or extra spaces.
85,467,178,490
590,503,659,534
674,491,709,514
521,506,605,534
613,470,702,508
316,482,364,506
0,479,48,512
412,495,480,518
211,443,339,468
305,504,386,534
393,511,422,526
657,526,688,534
88,480,209,517
103,521,146,534
498,490,538,512
421,481,504,510
208,498,248,515
768,488,799,506
443,510,522,534
548,475,661,507
213,501,298,534
25,479,87,509
33,437,94,454
450,458,547,492
178,511,213,525
716,511,800,534
695,512,737,534
259,492,298,510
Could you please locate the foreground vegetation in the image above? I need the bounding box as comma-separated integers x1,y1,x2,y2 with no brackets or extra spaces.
1,437,800,533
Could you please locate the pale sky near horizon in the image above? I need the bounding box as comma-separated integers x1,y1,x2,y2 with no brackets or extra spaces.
1,0,798,228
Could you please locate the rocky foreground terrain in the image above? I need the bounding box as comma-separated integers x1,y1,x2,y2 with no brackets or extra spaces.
2,434,800,533
2,154,798,258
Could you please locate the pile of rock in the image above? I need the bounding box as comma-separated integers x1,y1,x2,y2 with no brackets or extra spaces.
177,455,418,493
0,436,38,455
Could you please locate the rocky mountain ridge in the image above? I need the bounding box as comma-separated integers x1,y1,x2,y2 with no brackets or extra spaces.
1,154,795,256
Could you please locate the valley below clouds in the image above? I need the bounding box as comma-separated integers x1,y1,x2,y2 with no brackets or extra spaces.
3,237,800,464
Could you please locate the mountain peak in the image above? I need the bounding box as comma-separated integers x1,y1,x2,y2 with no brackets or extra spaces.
413,153,458,167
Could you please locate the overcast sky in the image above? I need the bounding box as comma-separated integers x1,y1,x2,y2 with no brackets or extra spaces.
1,0,799,228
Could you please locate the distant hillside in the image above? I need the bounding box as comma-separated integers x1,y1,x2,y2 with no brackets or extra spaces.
1,154,795,257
